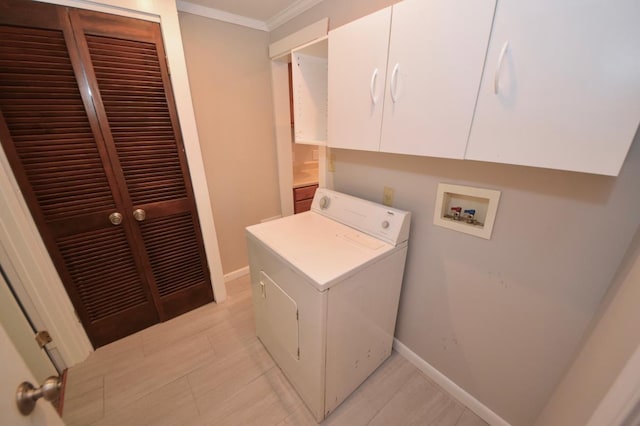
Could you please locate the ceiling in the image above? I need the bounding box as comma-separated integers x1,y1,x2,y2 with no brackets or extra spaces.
177,0,323,30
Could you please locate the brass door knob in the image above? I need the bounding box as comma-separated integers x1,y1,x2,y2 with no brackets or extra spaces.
109,212,123,225
133,208,146,222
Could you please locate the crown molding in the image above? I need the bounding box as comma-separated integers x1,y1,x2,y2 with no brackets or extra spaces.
266,0,325,30
176,0,269,32
176,0,326,33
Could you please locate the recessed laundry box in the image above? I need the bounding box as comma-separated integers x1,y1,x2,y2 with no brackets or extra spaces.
246,189,411,421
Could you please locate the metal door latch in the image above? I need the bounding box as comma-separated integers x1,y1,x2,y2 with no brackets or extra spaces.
34,330,52,348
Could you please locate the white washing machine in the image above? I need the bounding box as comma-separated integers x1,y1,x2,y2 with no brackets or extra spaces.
246,189,411,421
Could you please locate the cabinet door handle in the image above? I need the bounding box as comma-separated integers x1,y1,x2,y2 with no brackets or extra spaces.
494,41,509,95
390,63,400,103
370,68,379,105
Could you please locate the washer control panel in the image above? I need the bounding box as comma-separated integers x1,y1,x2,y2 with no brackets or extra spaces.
311,188,411,246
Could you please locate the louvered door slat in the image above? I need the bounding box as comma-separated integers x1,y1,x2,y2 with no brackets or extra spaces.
115,147,179,154
138,213,207,298
149,258,202,278
53,220,158,346
3,76,77,88
67,253,134,272
30,170,106,183
34,178,106,190
4,104,85,113
9,113,89,122
21,148,98,158
6,136,94,144
0,26,115,219
128,181,186,193
107,108,169,114
22,154,103,165
85,34,188,207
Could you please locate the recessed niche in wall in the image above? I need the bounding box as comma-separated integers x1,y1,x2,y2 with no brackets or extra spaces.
291,37,327,145
433,183,501,240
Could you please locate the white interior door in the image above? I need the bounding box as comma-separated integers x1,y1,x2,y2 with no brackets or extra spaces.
0,322,63,425
0,271,57,383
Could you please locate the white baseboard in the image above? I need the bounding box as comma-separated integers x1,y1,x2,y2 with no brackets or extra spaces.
223,266,250,282
393,338,510,426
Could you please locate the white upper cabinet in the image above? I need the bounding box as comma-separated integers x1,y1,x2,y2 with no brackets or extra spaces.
328,7,391,151
292,38,328,146
379,0,496,158
466,0,640,176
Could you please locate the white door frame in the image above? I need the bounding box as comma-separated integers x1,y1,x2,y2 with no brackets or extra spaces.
0,265,59,381
269,19,331,217
0,0,227,367
270,59,295,217
0,146,92,366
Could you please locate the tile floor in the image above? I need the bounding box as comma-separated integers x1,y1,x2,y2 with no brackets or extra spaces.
63,275,487,426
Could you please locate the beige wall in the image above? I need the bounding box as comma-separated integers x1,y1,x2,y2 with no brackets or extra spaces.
179,13,281,274
534,225,640,426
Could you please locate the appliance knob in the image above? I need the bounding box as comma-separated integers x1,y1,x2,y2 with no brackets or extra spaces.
382,220,390,229
319,196,330,209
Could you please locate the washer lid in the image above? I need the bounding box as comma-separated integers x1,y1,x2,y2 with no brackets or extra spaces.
246,212,402,290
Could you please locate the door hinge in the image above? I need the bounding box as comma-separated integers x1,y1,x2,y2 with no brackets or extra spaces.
35,330,52,348
296,310,299,321
165,56,171,76
297,347,300,359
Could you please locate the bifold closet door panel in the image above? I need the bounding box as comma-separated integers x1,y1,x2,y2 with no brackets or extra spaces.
68,9,214,318
0,0,159,347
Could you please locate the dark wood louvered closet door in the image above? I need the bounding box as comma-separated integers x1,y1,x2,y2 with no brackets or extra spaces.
68,9,214,320
0,0,213,347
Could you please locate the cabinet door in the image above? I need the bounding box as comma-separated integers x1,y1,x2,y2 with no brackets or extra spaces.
292,39,328,145
466,0,640,176
379,0,496,158
328,7,391,151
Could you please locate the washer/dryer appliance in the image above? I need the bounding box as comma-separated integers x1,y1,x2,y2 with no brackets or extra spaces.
246,188,411,422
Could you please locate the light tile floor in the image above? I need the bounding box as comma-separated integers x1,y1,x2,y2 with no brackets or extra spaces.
63,275,487,426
